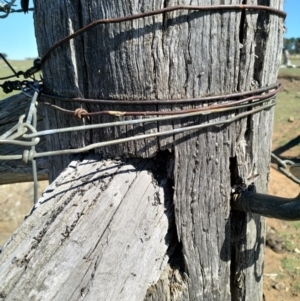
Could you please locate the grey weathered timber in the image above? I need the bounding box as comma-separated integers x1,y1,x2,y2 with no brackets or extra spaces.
0,0,285,300
230,2,284,299
0,156,174,301
0,93,48,184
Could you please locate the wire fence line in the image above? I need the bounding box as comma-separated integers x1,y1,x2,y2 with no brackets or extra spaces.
0,83,279,201
43,88,280,119
0,4,287,202
1,84,278,162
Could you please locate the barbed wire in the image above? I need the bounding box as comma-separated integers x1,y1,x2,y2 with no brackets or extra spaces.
0,84,282,203
0,3,288,201
0,0,33,18
0,0,286,163
42,83,280,105
42,85,282,118
0,55,41,88
27,98,277,141
0,84,278,162
0,0,15,18
0,3,286,156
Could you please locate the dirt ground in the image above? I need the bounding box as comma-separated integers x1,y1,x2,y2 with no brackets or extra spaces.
262,77,300,300
0,180,49,244
264,166,300,301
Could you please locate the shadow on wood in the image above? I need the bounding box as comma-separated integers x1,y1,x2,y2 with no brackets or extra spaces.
0,154,186,301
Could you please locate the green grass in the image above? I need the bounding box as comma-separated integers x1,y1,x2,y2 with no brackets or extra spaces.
278,68,300,78
0,59,36,100
272,58,300,154
281,55,300,66
281,257,300,276
281,236,295,252
278,57,300,78
289,56,300,66
275,89,300,123
291,221,300,230
293,283,300,293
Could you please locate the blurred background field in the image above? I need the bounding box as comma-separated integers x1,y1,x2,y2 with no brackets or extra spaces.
274,56,300,157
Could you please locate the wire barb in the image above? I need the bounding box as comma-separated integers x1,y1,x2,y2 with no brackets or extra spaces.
20,0,28,13
0,84,277,162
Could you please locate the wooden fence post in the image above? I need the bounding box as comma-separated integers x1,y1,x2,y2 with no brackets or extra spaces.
0,1,284,300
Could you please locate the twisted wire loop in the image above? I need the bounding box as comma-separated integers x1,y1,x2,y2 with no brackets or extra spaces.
0,88,40,203
1,83,279,163
0,4,284,161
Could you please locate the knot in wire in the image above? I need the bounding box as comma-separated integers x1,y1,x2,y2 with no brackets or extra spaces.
74,108,88,119
22,149,36,164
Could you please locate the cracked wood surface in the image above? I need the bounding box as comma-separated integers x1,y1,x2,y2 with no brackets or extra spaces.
0,93,48,184
0,156,173,301
4,0,284,300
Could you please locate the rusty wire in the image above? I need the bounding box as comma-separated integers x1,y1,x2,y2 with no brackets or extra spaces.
39,4,285,66
0,3,286,206
42,84,282,119
41,83,280,105
22,96,275,140
1,4,286,82
0,97,277,162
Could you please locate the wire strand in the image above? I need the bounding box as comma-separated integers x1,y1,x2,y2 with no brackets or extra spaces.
0,99,276,161
42,85,281,118
40,5,286,65
41,83,280,105
28,101,277,160
23,96,274,139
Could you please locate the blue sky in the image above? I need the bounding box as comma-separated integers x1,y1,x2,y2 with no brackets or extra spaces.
283,0,300,38
0,1,299,60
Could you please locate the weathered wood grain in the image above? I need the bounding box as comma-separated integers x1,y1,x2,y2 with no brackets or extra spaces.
0,93,48,184
230,1,284,299
0,0,283,300
0,156,174,301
